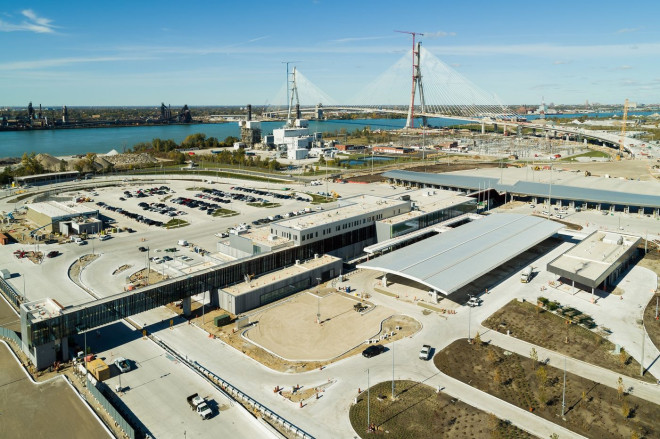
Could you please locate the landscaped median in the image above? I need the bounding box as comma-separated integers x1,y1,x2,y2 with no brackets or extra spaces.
434,339,658,439
349,380,533,439
484,299,655,382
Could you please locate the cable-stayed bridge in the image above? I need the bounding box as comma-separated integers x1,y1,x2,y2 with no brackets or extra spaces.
262,44,645,154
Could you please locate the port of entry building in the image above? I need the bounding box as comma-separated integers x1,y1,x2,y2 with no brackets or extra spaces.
358,214,562,298
547,231,641,294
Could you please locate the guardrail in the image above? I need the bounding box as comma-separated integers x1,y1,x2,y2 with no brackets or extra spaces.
150,335,314,439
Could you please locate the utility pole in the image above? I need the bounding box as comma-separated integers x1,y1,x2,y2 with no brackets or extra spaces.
395,30,425,129
391,338,395,400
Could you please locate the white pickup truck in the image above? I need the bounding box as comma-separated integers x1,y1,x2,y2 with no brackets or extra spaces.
187,393,213,420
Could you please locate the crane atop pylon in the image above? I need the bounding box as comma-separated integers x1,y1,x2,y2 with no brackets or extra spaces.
395,30,426,129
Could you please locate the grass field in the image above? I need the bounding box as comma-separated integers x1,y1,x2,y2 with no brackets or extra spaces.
163,218,189,228
483,300,655,382
212,208,239,217
246,202,280,208
349,380,533,439
435,340,658,439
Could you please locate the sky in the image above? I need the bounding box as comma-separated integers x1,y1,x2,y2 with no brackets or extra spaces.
1,0,659,107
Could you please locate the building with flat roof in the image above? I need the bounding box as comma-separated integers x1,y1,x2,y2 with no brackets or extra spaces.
14,171,79,187
358,214,562,298
547,231,641,293
218,255,342,314
25,201,100,234
375,189,477,241
384,170,660,215
269,194,411,256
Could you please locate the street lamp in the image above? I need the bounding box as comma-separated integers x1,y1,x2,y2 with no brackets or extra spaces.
316,277,321,324
467,301,472,343
366,368,371,432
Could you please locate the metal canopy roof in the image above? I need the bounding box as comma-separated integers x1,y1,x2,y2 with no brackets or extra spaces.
383,170,660,208
358,213,562,295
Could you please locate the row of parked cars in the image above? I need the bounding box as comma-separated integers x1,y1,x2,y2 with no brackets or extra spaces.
170,197,222,216
138,201,181,217
96,201,164,227
229,186,305,201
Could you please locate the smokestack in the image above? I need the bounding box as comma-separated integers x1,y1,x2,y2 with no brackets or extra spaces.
247,104,252,121
296,104,301,119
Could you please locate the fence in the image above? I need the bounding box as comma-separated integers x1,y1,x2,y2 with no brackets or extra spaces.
151,335,314,439
0,326,21,346
86,376,140,439
0,277,23,310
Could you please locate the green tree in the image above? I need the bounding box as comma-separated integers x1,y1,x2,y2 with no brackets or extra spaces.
536,366,548,387
530,348,539,368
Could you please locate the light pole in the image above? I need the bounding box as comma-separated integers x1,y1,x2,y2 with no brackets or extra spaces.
316,277,321,324
640,325,645,376
391,338,395,400
366,368,370,432
146,247,150,286
467,302,472,343
561,357,566,418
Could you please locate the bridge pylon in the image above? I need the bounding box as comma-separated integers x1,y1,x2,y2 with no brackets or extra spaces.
406,41,427,129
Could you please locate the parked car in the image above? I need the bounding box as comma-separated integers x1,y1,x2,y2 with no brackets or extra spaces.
362,344,386,358
138,246,148,252
46,250,60,258
419,344,431,360
99,234,111,241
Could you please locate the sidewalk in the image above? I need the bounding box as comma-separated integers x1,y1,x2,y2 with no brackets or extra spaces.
426,371,586,439
481,325,660,405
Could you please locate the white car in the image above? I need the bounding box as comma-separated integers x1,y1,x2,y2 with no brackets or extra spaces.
114,357,130,373
467,297,482,307
419,345,431,360
99,234,111,241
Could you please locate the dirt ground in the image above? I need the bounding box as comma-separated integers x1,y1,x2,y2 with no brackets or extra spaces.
484,300,655,382
129,267,168,287
0,343,110,439
344,160,501,182
349,380,533,439
434,340,658,439
559,159,659,181
245,291,396,361
191,291,421,372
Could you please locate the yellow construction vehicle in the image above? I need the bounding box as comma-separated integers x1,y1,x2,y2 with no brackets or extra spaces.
331,190,340,199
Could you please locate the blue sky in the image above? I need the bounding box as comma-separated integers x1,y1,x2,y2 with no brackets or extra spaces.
1,0,659,106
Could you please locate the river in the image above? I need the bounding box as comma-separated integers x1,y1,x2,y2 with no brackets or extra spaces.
0,112,653,158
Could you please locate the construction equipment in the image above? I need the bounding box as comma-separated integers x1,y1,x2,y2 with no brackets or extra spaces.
618,99,629,160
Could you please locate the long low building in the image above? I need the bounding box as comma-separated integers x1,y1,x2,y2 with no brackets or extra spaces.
25,201,101,235
358,213,562,297
547,231,641,293
384,170,660,214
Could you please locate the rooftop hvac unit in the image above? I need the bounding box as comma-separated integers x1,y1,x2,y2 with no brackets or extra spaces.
314,253,319,259
267,234,278,241
295,259,300,265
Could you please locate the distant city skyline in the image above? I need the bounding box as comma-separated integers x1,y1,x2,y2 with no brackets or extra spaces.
1,1,659,106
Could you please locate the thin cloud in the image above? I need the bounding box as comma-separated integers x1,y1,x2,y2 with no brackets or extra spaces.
0,56,150,71
330,36,388,44
424,31,456,38
553,60,570,65
0,9,57,33
617,65,632,70
616,27,641,34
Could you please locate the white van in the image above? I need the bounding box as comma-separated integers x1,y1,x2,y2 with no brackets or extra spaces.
178,240,189,247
